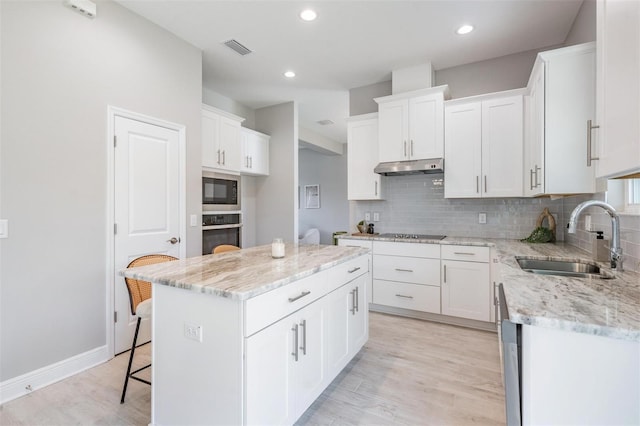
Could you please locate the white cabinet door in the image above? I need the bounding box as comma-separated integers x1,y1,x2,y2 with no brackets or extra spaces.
202,110,221,169
241,128,270,176
219,117,241,172
441,260,490,322
326,283,350,375
409,93,444,159
378,99,409,162
347,274,368,357
347,115,382,200
245,315,295,426
481,96,523,197
596,0,640,178
444,102,483,198
524,61,545,197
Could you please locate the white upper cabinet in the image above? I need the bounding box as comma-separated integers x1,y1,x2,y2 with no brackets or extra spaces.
595,1,640,178
527,43,596,195
444,92,524,198
375,86,449,163
240,127,270,176
202,104,244,173
347,113,383,200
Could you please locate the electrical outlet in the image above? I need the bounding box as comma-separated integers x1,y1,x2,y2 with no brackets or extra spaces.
365,212,371,222
478,213,487,224
373,212,380,222
184,323,203,342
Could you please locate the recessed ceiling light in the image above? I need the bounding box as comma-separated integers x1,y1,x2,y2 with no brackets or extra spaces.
456,24,474,35
284,71,296,78
300,9,317,21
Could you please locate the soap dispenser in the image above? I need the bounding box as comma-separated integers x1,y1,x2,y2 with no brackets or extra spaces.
592,231,610,262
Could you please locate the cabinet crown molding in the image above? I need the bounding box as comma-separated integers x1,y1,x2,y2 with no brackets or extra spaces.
202,103,246,123
374,84,451,104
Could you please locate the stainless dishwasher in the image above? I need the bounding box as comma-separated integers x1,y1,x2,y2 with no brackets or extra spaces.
497,283,522,426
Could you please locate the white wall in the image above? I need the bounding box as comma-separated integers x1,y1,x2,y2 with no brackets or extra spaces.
564,0,596,46
202,87,256,130
0,0,202,382
298,149,349,245
254,102,298,245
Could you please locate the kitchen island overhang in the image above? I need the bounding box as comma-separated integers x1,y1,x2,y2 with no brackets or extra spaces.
121,243,371,425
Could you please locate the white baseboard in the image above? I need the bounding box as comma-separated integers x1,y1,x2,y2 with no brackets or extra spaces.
0,345,110,404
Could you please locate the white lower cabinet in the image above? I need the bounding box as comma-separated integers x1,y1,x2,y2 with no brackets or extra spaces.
441,246,491,322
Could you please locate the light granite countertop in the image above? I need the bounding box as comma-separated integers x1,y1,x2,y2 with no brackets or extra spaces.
338,234,640,342
120,243,368,301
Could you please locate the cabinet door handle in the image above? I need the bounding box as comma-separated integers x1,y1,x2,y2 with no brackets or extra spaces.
299,319,307,355
222,150,226,165
534,165,541,187
375,181,378,196
217,149,221,165
291,324,299,362
288,290,311,303
529,169,534,190
587,119,600,167
410,140,414,157
348,266,361,274
355,286,359,312
350,289,356,315
249,156,253,169
453,252,475,256
443,264,447,283
395,294,413,299
403,140,407,157
476,176,479,193
484,175,487,193
395,268,413,273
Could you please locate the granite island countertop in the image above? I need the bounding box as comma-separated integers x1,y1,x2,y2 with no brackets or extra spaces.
338,234,640,342
120,243,368,301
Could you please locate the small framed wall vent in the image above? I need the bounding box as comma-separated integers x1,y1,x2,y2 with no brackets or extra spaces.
64,0,97,18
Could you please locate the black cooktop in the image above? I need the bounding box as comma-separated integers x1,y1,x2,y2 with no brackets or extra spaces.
379,233,446,240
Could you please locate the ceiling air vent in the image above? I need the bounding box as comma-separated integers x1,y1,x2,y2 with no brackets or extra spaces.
317,119,335,126
223,39,252,56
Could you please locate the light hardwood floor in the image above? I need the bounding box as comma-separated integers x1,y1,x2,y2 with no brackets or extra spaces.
0,312,505,425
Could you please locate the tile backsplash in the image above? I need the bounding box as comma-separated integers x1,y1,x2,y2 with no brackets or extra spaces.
350,174,640,272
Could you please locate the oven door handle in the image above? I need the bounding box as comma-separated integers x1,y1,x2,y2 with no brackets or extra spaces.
202,223,243,231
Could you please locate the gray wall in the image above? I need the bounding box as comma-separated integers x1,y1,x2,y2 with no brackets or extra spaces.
349,80,392,116
0,0,202,381
564,0,596,46
254,102,299,245
202,87,256,130
298,149,350,245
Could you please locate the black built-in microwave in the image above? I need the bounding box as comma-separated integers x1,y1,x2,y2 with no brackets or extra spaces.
202,172,239,211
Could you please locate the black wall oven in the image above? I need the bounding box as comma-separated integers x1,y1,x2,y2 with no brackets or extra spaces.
202,171,239,211
202,213,241,255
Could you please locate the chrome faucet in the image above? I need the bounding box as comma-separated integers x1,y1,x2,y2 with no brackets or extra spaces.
567,200,623,271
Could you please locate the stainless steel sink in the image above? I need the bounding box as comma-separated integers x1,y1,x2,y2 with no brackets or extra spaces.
515,257,614,279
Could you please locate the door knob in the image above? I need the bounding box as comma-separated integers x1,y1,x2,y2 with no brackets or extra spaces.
167,237,180,244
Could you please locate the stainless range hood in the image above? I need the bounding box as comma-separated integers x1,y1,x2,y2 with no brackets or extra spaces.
374,158,444,176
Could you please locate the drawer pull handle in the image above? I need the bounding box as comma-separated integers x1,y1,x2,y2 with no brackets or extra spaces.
395,294,413,299
395,268,413,273
346,245,360,248
453,252,475,256
348,266,361,273
288,291,311,303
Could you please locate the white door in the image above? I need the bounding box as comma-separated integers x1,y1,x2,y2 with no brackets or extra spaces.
114,115,181,354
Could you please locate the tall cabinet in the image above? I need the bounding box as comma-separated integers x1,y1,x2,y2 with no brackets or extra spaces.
595,1,640,178
347,113,383,200
524,42,596,195
202,104,244,172
444,92,524,198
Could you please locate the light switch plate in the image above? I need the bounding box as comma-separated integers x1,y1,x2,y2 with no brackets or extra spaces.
373,212,380,222
365,212,371,221
478,213,487,224
0,219,7,238
190,214,198,227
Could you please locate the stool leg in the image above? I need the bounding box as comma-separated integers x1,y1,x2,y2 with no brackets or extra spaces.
120,317,141,404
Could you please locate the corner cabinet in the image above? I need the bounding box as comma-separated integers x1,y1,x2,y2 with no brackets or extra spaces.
444,92,524,198
375,86,450,163
240,127,270,176
202,104,244,173
347,113,383,200
595,1,640,178
524,43,596,195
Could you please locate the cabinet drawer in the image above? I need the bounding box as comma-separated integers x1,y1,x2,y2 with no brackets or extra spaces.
373,241,440,258
338,238,373,250
244,271,328,337
441,245,490,262
373,279,440,314
328,255,369,292
373,255,440,286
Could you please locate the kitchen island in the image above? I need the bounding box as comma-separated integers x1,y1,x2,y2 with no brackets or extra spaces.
122,243,370,426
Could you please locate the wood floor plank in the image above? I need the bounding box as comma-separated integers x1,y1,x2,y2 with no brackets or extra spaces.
0,313,505,425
